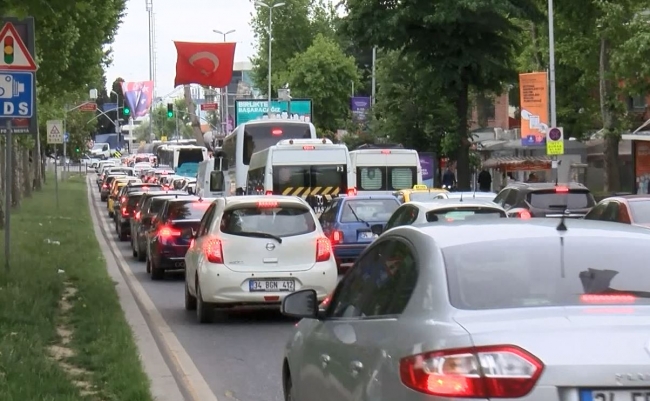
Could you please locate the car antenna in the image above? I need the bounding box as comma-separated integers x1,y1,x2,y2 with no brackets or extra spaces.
459,191,463,202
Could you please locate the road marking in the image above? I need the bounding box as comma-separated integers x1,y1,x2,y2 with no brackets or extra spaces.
86,177,219,401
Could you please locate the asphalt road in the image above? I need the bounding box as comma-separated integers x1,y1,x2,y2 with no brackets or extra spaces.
89,182,296,401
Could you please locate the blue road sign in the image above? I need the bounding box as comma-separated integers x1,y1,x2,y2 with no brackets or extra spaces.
64,132,69,143
0,71,34,118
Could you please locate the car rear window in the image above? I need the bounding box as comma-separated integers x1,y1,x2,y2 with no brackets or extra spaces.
149,197,172,213
128,184,161,192
528,189,594,209
443,236,650,310
408,191,448,202
628,200,650,224
127,195,144,208
165,201,211,220
426,207,506,222
221,202,316,237
340,199,399,223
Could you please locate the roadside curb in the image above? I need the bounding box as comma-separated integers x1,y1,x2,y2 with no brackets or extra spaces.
85,177,219,401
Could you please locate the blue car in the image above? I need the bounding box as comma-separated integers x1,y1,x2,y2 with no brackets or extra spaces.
319,195,400,270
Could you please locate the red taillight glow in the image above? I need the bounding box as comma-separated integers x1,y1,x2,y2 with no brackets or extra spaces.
142,186,149,190
580,294,636,304
347,188,357,196
121,207,128,216
162,185,170,190
519,210,532,219
381,150,391,154
135,211,141,220
271,128,283,135
555,186,569,193
204,237,223,263
258,200,278,208
320,295,331,307
158,226,181,239
316,237,332,262
121,196,126,203
399,345,543,398
303,145,315,150
330,230,343,244
265,190,273,195
189,238,195,248
102,184,108,188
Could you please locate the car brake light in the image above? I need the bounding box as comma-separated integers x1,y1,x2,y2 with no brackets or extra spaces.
121,207,129,216
159,226,181,239
102,184,108,188
320,294,332,307
400,345,543,398
330,230,343,244
580,294,636,304
303,145,315,150
265,190,273,195
347,188,357,196
519,210,532,219
204,237,223,263
121,196,126,203
381,149,391,154
142,186,149,190
555,186,569,193
162,185,169,190
316,237,332,262
258,200,278,208
272,128,282,135
135,211,141,220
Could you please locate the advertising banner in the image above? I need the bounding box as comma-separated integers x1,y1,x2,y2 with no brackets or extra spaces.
419,152,436,188
518,72,549,146
121,81,154,118
234,99,312,126
350,96,371,123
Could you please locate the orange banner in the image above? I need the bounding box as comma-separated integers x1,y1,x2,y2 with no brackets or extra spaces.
519,72,549,145
635,142,650,194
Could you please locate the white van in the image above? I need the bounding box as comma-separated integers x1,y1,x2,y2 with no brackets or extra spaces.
195,157,229,197
349,147,422,195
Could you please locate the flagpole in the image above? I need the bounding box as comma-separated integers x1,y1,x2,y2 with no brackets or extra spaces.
212,29,236,134
255,2,285,118
146,0,155,142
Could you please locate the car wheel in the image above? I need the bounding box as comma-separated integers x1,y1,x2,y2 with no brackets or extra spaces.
131,238,138,257
150,257,164,280
284,371,295,401
185,281,197,311
196,279,212,324
145,255,151,273
118,226,127,241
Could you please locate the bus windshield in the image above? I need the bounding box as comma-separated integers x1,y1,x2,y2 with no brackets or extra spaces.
243,123,313,165
272,165,346,197
178,148,205,166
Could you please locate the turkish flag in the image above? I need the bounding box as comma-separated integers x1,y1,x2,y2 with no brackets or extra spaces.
174,41,237,88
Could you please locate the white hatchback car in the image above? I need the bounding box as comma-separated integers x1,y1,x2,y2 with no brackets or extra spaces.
184,195,338,323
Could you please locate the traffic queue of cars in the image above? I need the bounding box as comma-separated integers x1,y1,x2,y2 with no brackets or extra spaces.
96,159,650,401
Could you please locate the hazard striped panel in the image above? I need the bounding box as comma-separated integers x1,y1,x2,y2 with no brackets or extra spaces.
280,187,341,198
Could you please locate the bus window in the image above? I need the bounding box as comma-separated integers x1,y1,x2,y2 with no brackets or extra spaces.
242,123,313,165
178,148,205,166
209,171,225,192
390,167,415,190
358,167,383,190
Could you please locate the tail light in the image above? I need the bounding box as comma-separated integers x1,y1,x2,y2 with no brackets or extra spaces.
330,230,343,244
346,188,357,196
320,294,332,308
204,237,223,263
121,207,129,216
135,211,141,220
265,190,273,195
316,237,332,262
162,185,170,190
102,184,108,188
519,210,532,219
580,294,636,304
158,226,181,239
555,186,569,193
399,345,543,398
121,196,126,203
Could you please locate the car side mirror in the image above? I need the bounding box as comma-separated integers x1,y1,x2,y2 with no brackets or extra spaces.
281,289,319,319
370,224,383,236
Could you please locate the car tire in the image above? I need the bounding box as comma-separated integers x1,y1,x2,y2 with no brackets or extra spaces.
185,281,197,311
145,255,151,273
118,225,127,241
284,371,294,401
108,211,113,218
150,257,163,280
196,279,212,324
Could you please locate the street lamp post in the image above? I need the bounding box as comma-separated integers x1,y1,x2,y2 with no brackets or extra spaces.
255,1,285,118
213,29,236,134
548,0,558,181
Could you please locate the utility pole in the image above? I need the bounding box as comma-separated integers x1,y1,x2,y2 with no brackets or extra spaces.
371,46,377,105
548,0,558,181
255,1,285,117
213,29,236,134
146,0,156,141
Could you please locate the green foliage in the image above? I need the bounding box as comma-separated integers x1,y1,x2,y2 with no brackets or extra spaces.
284,34,360,132
133,99,194,141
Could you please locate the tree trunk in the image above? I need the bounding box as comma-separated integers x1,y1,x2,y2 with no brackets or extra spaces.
599,37,620,193
455,80,472,190
34,129,43,190
11,141,20,208
183,85,205,143
22,148,31,198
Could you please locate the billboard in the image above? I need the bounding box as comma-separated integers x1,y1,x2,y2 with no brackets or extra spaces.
350,96,371,123
519,72,548,146
234,99,312,127
419,152,436,188
121,81,154,118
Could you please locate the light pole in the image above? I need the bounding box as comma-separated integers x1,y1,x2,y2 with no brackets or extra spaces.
255,1,285,117
146,0,155,141
548,0,557,181
213,29,236,134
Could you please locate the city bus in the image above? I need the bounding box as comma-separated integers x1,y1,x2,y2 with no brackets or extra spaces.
156,144,209,177
350,145,422,195
247,138,354,196
221,119,318,194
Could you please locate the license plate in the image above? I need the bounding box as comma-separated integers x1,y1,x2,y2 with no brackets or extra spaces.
358,231,377,240
580,389,650,401
249,279,295,292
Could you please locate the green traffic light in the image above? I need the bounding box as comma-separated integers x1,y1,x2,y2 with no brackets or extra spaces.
75,147,80,153
123,107,131,115
167,111,173,118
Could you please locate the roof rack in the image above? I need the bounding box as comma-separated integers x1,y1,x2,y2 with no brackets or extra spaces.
353,143,404,150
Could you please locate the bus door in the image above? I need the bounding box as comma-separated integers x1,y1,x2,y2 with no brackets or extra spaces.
273,164,347,212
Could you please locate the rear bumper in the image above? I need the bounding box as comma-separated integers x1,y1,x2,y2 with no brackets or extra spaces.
154,245,190,269
198,260,337,305
333,243,368,264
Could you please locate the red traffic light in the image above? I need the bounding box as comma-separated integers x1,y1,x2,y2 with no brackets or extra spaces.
4,36,14,64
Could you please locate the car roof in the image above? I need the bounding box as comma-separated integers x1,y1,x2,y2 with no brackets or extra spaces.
505,182,588,190
342,195,398,201
605,195,650,202
400,218,650,249
163,196,201,203
407,199,503,209
224,195,308,207
142,190,188,198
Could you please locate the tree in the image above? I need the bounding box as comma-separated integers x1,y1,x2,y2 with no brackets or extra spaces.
134,99,194,140
343,0,542,189
284,34,360,132
249,0,338,97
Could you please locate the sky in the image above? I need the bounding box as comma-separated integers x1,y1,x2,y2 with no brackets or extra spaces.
104,0,257,99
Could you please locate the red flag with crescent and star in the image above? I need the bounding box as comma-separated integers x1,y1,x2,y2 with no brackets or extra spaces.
174,41,237,87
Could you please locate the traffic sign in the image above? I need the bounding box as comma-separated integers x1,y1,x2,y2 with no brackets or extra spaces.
64,133,69,143
0,22,37,71
546,127,564,155
201,103,218,111
46,120,63,144
79,102,97,112
0,71,34,118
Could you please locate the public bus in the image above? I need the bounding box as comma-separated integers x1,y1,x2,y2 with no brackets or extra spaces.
350,145,422,195
221,119,318,194
247,138,354,199
156,144,209,176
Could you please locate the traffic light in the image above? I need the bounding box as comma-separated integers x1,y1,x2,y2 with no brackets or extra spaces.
75,147,80,153
123,104,131,116
4,36,14,64
167,103,174,118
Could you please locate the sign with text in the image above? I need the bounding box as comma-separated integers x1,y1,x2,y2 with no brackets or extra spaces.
350,96,371,123
234,99,312,126
519,72,548,146
546,127,564,155
46,120,63,144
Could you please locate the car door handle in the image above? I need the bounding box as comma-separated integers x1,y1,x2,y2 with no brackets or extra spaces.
320,354,330,367
350,361,363,375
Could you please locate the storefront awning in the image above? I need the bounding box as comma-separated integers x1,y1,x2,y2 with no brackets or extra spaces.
483,156,552,171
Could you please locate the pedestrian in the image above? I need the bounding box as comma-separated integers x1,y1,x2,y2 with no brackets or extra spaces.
478,167,492,192
442,166,456,189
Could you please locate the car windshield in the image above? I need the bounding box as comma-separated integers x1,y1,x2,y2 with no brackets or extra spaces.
221,203,316,237
165,201,211,220
628,200,650,224
340,199,399,222
528,189,594,209
443,236,650,310
409,191,447,202
426,207,506,222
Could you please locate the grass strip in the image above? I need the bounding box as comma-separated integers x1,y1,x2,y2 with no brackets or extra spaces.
0,175,152,401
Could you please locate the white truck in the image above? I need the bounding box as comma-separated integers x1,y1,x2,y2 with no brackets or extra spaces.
89,142,111,159
195,157,230,197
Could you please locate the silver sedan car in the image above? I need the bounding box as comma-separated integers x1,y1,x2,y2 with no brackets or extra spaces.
281,218,650,401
